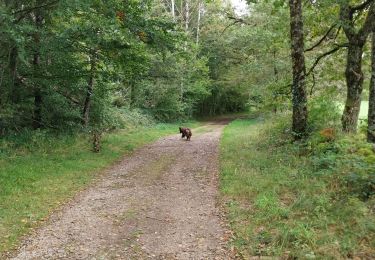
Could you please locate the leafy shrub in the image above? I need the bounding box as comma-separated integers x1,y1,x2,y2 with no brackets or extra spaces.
308,93,341,132
118,108,155,128
345,171,375,200
221,116,375,258
310,133,375,200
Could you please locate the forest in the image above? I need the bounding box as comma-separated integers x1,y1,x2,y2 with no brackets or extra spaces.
0,0,375,258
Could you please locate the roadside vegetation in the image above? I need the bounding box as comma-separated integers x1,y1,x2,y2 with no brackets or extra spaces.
1,0,375,257
220,115,375,258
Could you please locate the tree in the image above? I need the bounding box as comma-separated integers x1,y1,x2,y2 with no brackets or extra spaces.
32,0,45,129
368,32,375,142
339,1,375,133
289,0,308,138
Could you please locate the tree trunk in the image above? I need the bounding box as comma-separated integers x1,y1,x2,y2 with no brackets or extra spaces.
9,46,19,103
32,9,43,129
82,52,97,126
289,0,308,139
368,33,375,142
342,42,364,133
339,2,375,133
33,88,42,129
273,50,278,113
196,1,201,45
185,0,189,31
171,0,175,22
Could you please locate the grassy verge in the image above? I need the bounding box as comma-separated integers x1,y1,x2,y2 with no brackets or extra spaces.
0,122,199,254
220,117,375,259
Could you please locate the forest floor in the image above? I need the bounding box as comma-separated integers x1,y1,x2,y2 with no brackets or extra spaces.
6,121,235,260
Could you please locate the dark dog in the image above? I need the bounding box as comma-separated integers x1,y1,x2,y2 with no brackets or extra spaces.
179,127,192,141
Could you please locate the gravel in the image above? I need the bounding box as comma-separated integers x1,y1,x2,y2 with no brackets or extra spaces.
8,121,235,260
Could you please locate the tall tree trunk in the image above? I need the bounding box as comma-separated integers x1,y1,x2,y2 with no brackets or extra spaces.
342,42,364,132
289,0,308,139
368,33,375,142
196,1,201,44
171,0,175,22
273,50,279,113
180,0,184,27
180,0,189,103
9,46,19,103
82,52,97,126
340,2,375,133
33,88,42,129
185,0,189,31
32,9,43,129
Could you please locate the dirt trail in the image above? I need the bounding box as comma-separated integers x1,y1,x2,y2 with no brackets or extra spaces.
9,121,234,260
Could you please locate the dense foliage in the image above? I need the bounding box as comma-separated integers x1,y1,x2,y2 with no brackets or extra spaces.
0,0,251,134
1,0,373,140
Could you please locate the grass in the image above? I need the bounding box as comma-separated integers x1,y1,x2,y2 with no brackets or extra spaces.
0,121,199,254
360,101,369,120
220,116,375,259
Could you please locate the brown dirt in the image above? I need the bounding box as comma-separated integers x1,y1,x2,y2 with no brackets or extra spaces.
8,121,235,260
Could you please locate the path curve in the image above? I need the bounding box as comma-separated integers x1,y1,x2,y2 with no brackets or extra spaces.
9,121,234,260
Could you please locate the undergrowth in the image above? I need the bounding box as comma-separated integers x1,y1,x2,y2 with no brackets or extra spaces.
220,114,375,259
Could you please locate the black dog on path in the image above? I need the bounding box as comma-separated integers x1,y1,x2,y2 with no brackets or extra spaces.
179,127,192,141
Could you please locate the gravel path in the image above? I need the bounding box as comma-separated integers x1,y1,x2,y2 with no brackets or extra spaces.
9,121,234,260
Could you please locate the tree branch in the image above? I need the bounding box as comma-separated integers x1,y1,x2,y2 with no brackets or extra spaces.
306,44,348,77
13,0,60,15
222,15,255,35
221,21,240,35
351,0,374,14
358,4,375,41
305,24,338,52
227,15,252,25
54,90,81,105
310,71,316,96
14,0,60,23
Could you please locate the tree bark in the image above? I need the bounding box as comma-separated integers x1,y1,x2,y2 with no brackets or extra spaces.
171,0,175,22
185,0,189,31
342,42,364,132
82,52,97,126
340,2,375,133
368,33,375,142
289,0,308,139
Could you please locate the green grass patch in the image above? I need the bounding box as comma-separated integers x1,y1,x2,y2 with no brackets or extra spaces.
0,121,199,254
337,101,368,120
220,117,375,258
360,101,369,120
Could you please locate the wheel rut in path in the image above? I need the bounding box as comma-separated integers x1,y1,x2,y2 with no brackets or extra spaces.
9,121,234,260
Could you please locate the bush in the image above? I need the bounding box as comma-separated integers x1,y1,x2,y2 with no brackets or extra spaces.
309,131,375,200
308,94,341,132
